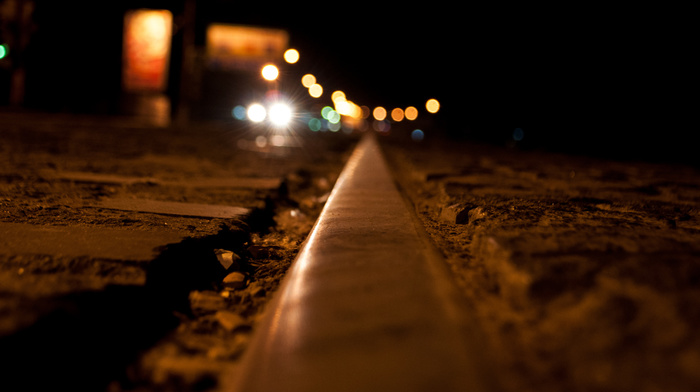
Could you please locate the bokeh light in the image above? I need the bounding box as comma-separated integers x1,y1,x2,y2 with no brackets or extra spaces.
513,127,524,141
247,103,266,122
373,120,390,133
301,74,316,88
405,106,418,120
331,90,346,103
269,102,293,127
270,134,286,146
308,117,322,132
309,83,323,98
122,10,172,92
284,48,299,64
336,100,362,118
321,106,334,119
373,106,387,121
391,108,404,122
328,121,341,132
426,98,440,113
327,110,341,124
232,105,246,120
411,129,425,141
361,106,370,119
261,64,279,81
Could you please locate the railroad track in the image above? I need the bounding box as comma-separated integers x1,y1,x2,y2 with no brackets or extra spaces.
231,133,494,391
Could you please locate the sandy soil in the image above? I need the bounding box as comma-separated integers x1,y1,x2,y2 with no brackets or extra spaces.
381,134,700,392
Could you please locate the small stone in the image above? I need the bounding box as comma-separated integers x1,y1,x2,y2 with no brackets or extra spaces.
214,310,247,332
247,282,266,298
189,290,227,314
206,334,249,359
468,206,487,223
316,177,330,191
315,192,330,204
222,271,247,289
439,203,470,224
214,249,241,270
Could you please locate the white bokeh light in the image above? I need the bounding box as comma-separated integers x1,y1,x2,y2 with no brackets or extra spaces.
247,103,267,122
269,102,293,127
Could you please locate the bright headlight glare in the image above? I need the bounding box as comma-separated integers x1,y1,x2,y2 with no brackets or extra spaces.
269,103,293,127
247,103,267,123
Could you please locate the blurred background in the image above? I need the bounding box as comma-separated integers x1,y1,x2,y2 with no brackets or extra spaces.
0,0,693,164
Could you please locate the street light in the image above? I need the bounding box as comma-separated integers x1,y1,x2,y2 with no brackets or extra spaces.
426,98,440,113
308,83,323,98
405,106,418,120
261,64,279,81
284,49,299,64
373,107,387,121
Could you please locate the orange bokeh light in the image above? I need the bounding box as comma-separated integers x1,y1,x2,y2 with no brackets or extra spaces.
373,107,387,121
426,98,440,113
405,106,418,120
391,108,404,122
308,83,323,98
301,74,316,88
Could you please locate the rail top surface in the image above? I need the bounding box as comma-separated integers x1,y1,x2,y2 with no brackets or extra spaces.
232,134,492,392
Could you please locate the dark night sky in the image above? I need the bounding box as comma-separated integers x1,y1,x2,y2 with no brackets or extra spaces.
21,1,694,163
221,4,690,147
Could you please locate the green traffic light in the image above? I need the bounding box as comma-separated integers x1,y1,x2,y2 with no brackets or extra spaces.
0,44,8,59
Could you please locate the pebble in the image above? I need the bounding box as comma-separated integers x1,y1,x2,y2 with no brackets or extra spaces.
222,271,247,289
214,249,241,270
247,282,266,298
189,290,227,314
206,334,249,360
214,310,247,332
439,203,470,224
468,206,487,223
315,192,330,204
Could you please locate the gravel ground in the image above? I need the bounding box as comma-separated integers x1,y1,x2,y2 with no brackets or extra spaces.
0,113,355,391
381,134,700,392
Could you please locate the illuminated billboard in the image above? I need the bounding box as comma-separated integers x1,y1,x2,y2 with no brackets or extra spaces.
122,9,172,92
206,24,289,71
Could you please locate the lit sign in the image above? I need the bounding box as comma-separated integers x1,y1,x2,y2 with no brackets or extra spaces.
206,24,289,71
122,9,172,92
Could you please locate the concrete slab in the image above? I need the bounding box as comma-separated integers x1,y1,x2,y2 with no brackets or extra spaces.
39,170,159,186
160,177,282,190
0,222,185,261
92,198,251,219
41,169,282,190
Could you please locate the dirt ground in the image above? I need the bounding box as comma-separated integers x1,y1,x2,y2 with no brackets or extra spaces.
3,111,700,392
381,134,700,392
0,112,355,391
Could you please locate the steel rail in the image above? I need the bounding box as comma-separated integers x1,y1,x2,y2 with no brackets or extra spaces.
232,133,493,391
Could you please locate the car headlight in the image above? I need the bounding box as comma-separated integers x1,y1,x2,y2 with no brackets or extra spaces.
268,102,293,128
247,103,267,123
